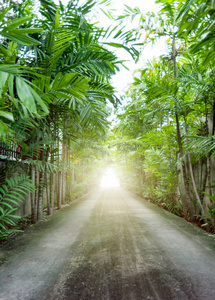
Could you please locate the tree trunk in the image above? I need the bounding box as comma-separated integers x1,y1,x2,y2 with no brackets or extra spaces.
49,142,55,215
33,166,38,223
37,169,44,221
61,170,64,204
37,151,44,221
205,111,213,200
172,35,193,217
49,172,53,214
46,172,51,215
200,160,208,204
51,173,55,212
207,154,212,201
184,116,205,214
30,165,35,218
57,171,61,209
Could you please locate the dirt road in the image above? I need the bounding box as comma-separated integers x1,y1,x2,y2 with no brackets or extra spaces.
0,187,215,300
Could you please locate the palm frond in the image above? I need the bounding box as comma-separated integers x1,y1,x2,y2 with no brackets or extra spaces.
0,174,35,240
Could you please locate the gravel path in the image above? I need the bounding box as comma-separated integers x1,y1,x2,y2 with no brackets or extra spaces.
0,187,215,300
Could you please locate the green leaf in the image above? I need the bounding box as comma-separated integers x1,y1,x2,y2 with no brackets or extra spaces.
0,71,8,96
0,223,6,230
3,198,23,205
0,111,14,122
51,72,62,90
1,32,41,46
8,74,15,104
16,78,48,114
30,88,49,114
14,28,43,34
0,7,11,23
0,202,13,209
16,77,37,113
1,16,32,31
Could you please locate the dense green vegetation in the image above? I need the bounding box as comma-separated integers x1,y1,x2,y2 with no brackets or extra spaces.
113,0,215,231
1,0,215,239
0,0,136,239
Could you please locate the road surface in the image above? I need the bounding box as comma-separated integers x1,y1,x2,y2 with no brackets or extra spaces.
0,187,215,300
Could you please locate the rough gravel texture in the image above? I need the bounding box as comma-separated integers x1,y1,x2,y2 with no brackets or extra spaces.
0,187,215,300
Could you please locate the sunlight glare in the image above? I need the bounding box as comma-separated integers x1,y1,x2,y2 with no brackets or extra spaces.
100,167,120,187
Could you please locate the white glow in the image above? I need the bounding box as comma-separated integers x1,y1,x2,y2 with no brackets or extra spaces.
100,167,120,187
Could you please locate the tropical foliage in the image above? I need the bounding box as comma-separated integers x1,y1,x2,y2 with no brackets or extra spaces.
111,0,215,231
1,0,215,237
0,174,35,239
0,0,139,237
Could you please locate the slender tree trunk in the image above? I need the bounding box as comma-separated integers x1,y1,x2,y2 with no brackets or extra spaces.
207,104,214,227
49,172,53,214
37,171,44,220
172,35,193,217
61,170,64,204
207,154,212,199
66,141,70,198
184,116,205,214
37,151,44,221
30,165,35,218
61,137,66,204
200,160,208,204
46,172,51,215
44,149,51,215
57,134,61,209
57,171,61,209
51,173,55,212
49,141,55,215
33,166,38,223
205,111,213,200
175,109,192,213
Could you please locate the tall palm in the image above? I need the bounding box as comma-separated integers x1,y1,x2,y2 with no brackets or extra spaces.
0,7,49,138
14,0,123,220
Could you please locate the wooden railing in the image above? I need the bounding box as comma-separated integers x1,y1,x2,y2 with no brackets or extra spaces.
0,143,22,160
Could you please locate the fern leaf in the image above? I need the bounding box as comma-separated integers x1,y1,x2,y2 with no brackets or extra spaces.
3,198,23,205
0,174,35,240
0,223,6,230
4,191,25,201
6,177,14,187
0,187,5,195
0,206,5,214
2,184,8,193
0,202,14,209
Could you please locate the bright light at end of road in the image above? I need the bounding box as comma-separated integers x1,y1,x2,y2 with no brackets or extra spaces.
100,167,120,187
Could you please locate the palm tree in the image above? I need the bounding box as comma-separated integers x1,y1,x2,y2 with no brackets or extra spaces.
9,0,129,221
0,7,48,139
